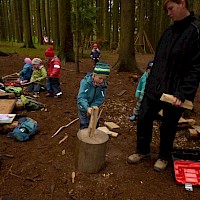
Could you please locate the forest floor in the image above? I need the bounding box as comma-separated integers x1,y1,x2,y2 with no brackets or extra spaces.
0,51,200,200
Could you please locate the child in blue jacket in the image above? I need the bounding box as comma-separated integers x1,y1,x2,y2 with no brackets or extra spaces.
130,60,153,121
77,62,110,129
16,58,33,84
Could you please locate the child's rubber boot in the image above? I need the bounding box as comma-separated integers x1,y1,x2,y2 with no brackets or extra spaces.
130,115,136,121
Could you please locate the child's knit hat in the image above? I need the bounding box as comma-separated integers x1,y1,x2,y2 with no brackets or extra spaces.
45,46,55,57
93,62,110,76
32,58,42,65
24,58,32,65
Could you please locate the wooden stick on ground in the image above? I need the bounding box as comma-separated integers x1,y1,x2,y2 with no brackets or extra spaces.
2,72,18,80
52,118,79,138
59,134,68,144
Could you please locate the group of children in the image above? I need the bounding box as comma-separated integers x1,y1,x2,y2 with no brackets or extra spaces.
17,42,151,129
17,46,62,98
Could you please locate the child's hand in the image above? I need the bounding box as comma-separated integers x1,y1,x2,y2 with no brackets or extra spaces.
87,108,92,116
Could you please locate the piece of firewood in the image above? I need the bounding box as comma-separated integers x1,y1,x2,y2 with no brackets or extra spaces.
185,129,200,140
59,134,68,144
72,172,75,183
104,121,120,130
192,125,200,133
88,106,99,137
160,93,193,110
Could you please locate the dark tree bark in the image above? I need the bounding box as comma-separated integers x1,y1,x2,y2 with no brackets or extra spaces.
51,0,59,48
111,0,119,50
114,0,141,73
22,0,35,48
36,0,43,44
58,0,74,62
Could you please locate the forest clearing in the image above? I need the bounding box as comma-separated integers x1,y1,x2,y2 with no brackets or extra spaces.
0,46,200,200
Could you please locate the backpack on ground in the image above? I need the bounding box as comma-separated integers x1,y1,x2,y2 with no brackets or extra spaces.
7,117,38,142
20,95,45,110
5,86,22,97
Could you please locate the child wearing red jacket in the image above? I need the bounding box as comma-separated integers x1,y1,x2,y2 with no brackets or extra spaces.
45,46,63,98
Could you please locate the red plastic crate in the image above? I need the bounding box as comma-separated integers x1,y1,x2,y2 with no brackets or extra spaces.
174,160,200,185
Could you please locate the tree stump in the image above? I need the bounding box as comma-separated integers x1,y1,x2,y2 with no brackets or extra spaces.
75,106,109,173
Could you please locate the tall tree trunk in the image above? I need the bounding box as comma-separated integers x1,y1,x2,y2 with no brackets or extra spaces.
2,0,9,41
36,0,43,44
111,0,119,50
58,0,74,62
51,0,59,49
114,0,141,73
45,0,50,43
75,0,80,73
22,0,35,48
103,0,110,49
17,0,23,42
41,0,46,36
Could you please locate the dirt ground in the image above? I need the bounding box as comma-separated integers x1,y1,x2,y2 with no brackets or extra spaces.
0,52,200,200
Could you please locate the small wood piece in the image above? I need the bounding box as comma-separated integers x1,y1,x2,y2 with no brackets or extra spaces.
59,134,68,144
72,172,75,183
97,126,110,134
160,93,193,110
0,99,17,114
117,90,126,96
97,127,118,137
184,119,196,125
109,131,118,137
88,106,99,137
104,121,120,130
192,125,200,133
186,129,200,140
178,117,187,123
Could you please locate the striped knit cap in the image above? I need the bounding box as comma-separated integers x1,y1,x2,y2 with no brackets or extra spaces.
93,62,110,76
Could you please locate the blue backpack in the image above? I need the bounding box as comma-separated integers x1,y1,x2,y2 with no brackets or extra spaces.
7,117,38,141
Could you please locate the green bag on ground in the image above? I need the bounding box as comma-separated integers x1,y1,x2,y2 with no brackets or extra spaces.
20,95,45,110
5,86,22,97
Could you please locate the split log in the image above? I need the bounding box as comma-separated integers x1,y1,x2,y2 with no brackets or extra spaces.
185,129,200,140
104,121,120,130
160,93,193,110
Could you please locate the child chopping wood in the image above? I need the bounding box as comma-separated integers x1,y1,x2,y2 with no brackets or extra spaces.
77,62,110,129
130,60,153,121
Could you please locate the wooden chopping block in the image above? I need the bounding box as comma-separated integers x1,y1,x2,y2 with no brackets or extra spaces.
75,106,109,173
160,93,193,110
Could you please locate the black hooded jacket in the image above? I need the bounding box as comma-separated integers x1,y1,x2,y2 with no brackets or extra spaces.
145,13,200,102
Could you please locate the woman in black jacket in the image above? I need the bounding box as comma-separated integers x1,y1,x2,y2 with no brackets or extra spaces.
127,0,200,172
